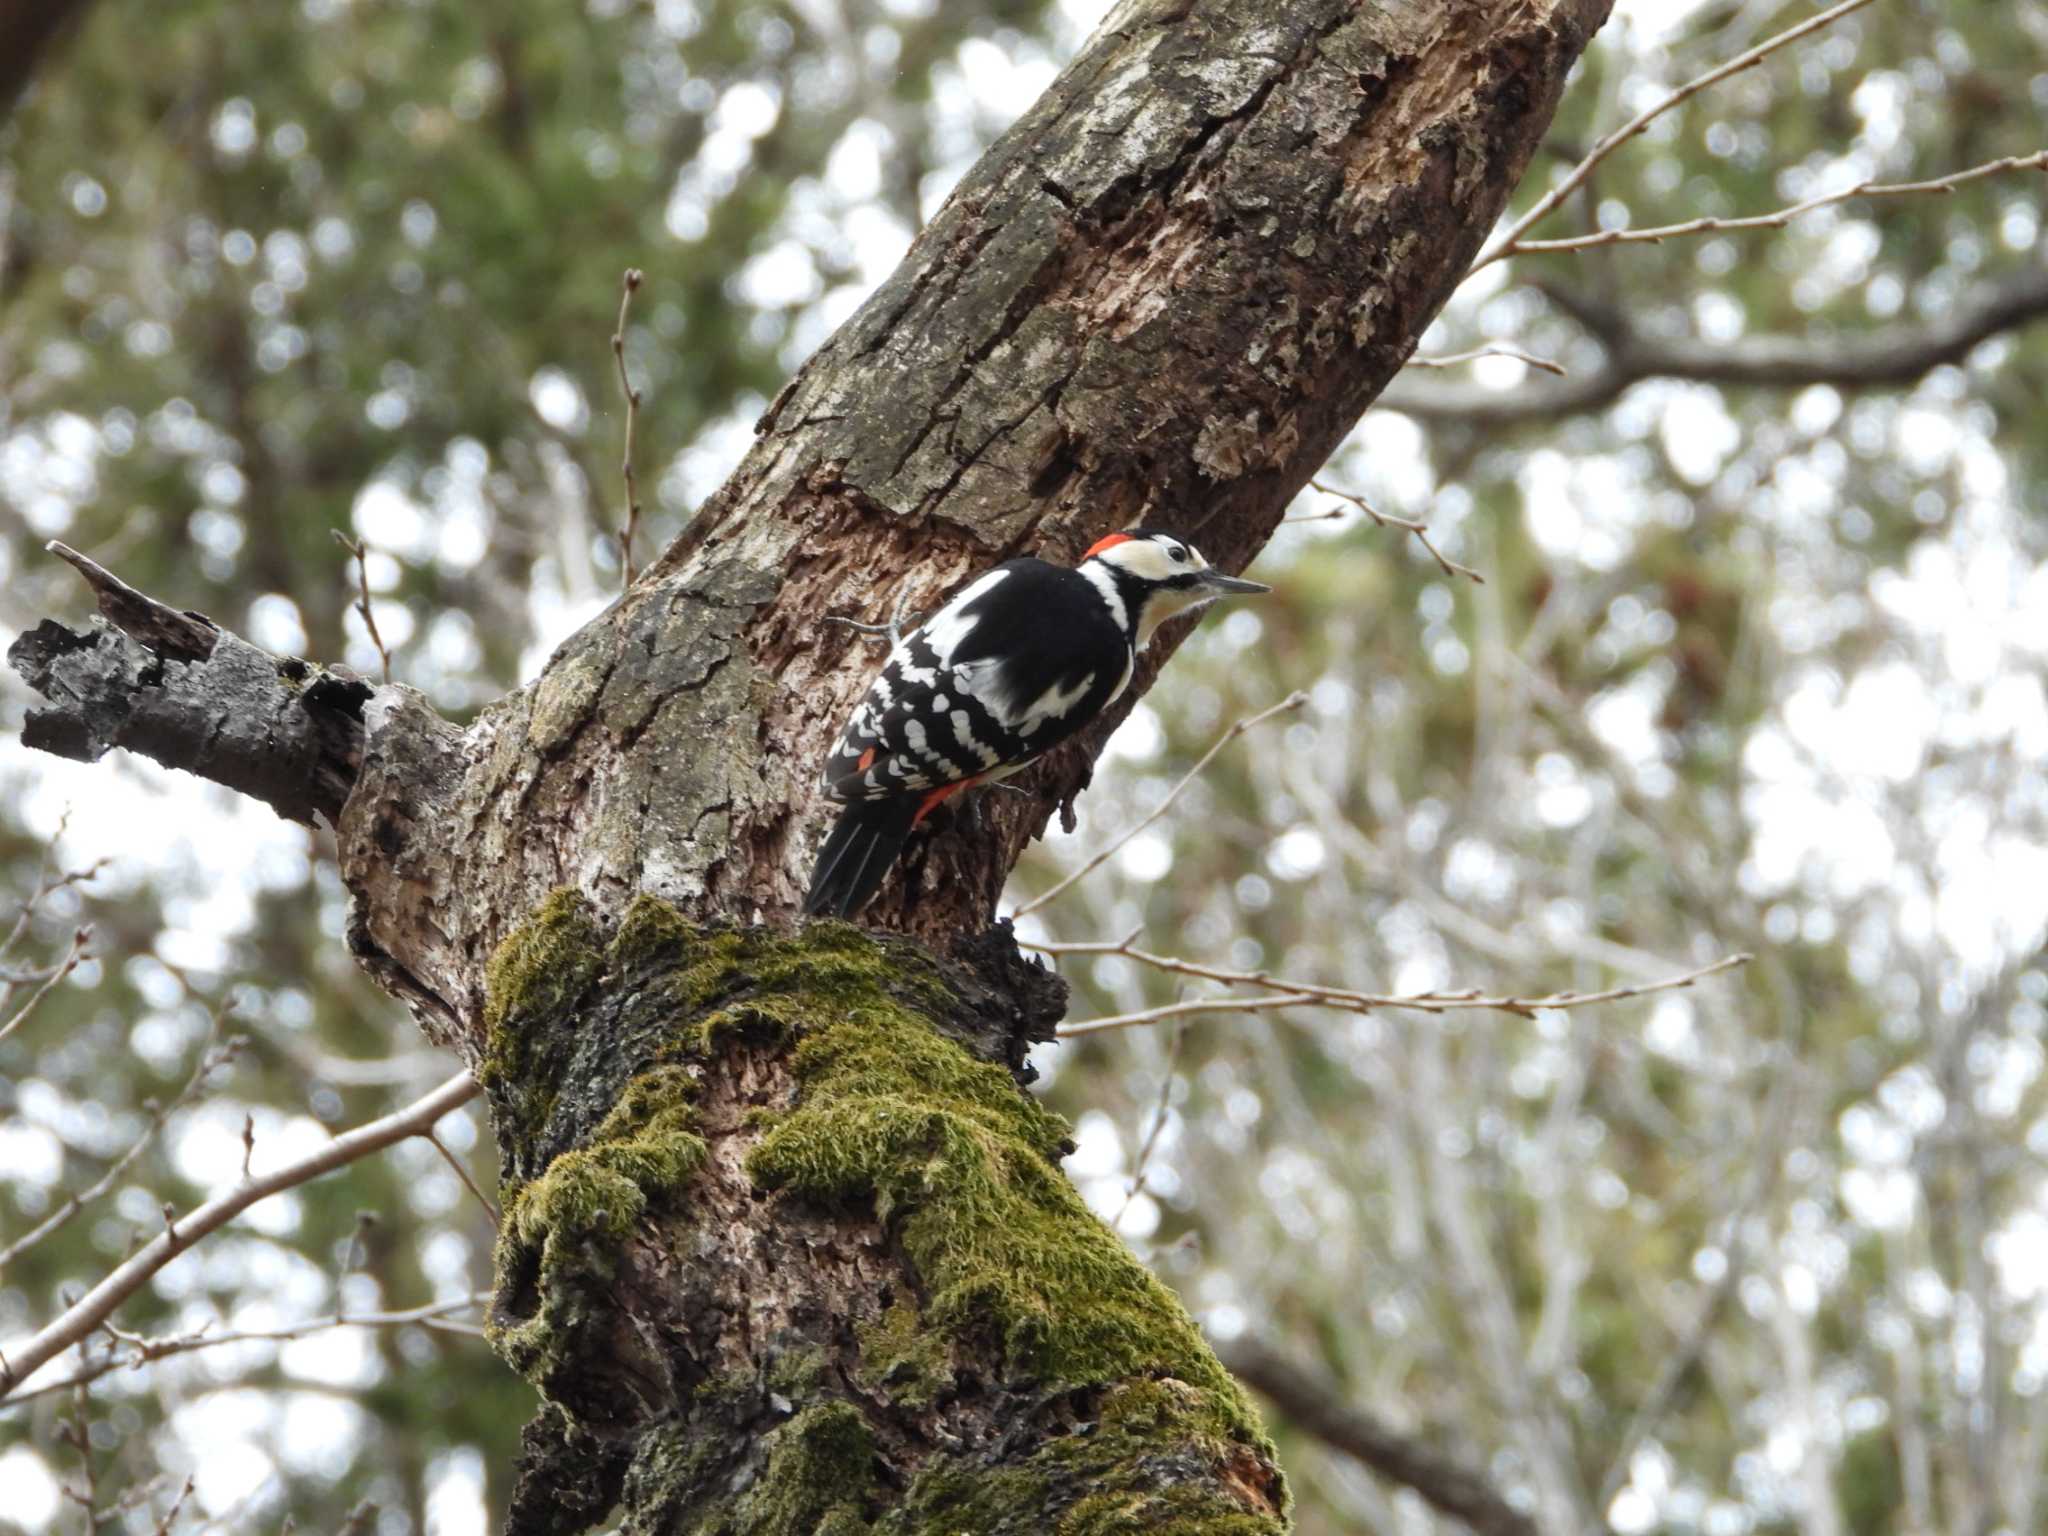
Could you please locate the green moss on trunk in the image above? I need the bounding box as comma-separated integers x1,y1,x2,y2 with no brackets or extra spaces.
482,890,1283,1534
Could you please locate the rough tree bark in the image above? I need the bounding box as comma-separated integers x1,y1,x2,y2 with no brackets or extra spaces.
8,1,1612,1529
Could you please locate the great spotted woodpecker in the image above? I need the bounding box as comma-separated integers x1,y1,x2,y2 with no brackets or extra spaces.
802,528,1269,918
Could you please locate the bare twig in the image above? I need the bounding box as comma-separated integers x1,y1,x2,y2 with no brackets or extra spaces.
0,1010,245,1272
424,1129,500,1224
0,811,106,967
3,1294,491,1410
331,530,393,684
1057,990,1319,1038
150,1476,196,1536
1039,936,1750,1038
1500,150,2048,258
0,924,91,1048
1474,0,1879,269
60,1374,97,1526
1111,1027,1187,1231
1304,480,1484,583
0,1072,480,1402
1012,692,1307,918
1407,344,1567,376
612,267,646,586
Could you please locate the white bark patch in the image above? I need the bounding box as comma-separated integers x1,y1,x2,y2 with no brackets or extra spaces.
1193,409,1263,480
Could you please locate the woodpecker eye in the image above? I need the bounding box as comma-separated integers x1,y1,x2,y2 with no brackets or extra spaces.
1168,545,1187,563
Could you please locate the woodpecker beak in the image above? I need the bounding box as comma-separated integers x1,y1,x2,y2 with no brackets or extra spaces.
1197,569,1270,596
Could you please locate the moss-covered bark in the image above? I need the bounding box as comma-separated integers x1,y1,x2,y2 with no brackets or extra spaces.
487,892,1283,1534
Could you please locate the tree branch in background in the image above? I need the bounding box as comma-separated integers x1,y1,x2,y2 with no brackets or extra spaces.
1303,480,1484,582
612,267,646,586
1475,0,1878,271
1215,1334,1540,1536
1039,937,1749,1037
6,545,372,827
1012,691,1307,918
1381,264,2048,426
0,1072,480,1401
0,1009,245,1270
332,531,394,683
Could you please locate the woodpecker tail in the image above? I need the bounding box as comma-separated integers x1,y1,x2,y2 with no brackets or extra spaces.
802,797,920,919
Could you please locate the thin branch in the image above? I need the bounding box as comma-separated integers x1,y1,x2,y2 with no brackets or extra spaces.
1111,1026,1187,1230
425,1129,500,1224
1475,0,1879,269
1042,935,1750,1037
0,811,106,966
612,267,646,586
0,1009,246,1272
0,924,91,1048
1506,150,2048,258
1216,1334,1539,1536
331,530,393,684
1407,344,1567,376
1303,480,1484,583
1012,692,1307,918
0,1072,480,1402
149,1476,195,1536
1057,990,1320,1039
0,1294,492,1410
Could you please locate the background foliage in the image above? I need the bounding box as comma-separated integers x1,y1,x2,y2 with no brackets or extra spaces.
3,0,2046,1532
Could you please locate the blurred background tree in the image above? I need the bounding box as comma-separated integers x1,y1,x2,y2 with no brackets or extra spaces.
3,0,2045,1533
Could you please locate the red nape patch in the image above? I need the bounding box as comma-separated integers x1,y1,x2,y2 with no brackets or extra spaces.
857,747,876,773
1083,532,1134,559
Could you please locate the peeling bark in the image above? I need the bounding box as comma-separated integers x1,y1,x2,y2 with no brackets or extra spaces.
10,0,1612,1527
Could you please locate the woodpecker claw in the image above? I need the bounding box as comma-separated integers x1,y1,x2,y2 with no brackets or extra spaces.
824,584,918,648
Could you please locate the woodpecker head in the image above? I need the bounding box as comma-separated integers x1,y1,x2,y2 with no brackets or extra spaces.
1079,528,1270,645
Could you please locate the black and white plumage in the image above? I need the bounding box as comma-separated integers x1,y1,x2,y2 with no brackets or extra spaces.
802,528,1269,918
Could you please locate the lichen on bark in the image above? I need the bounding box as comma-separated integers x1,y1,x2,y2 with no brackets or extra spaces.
485,891,1283,1534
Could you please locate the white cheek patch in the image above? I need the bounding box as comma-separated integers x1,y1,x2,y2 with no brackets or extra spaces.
1078,562,1128,633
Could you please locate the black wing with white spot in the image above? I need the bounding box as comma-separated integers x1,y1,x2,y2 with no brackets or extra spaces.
821,559,1132,806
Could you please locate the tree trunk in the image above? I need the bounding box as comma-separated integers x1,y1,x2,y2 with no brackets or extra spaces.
9,0,1611,1527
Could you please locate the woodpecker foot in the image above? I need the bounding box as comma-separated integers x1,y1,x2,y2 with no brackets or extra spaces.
824,585,917,647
